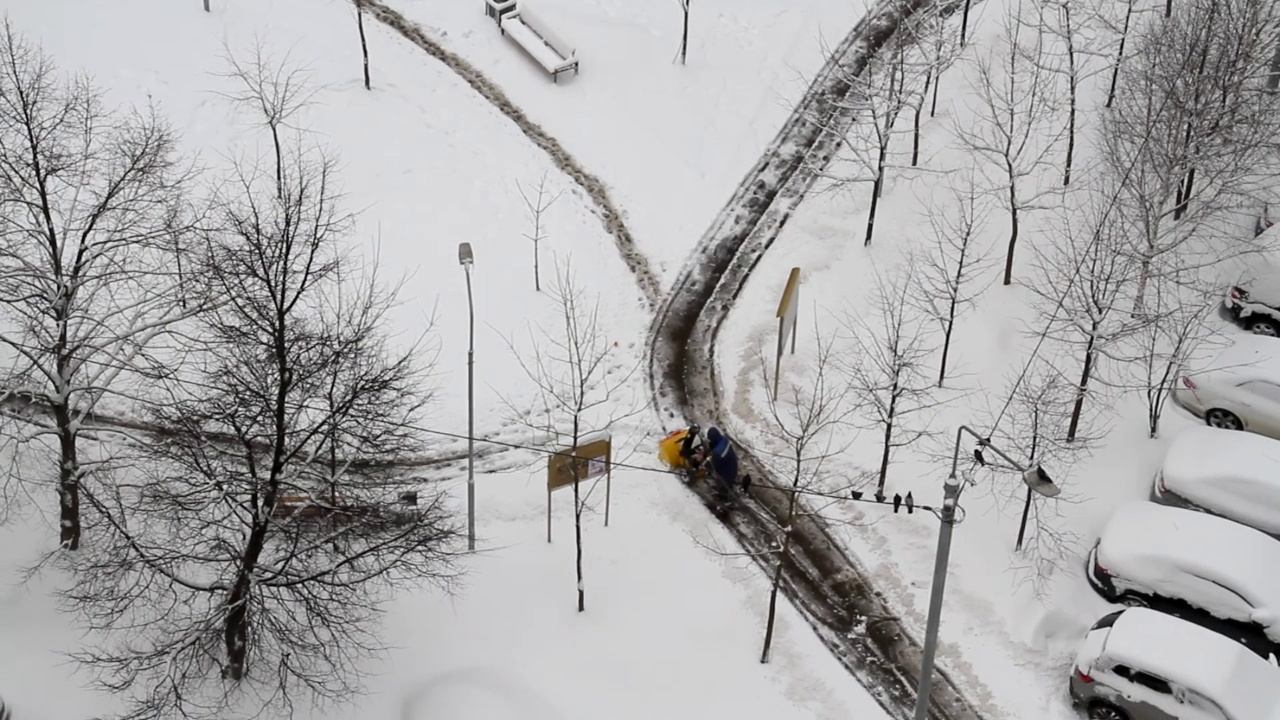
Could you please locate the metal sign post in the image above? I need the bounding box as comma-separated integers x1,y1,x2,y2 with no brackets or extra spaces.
545,434,612,542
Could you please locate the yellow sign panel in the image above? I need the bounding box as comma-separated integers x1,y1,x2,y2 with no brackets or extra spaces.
547,437,611,491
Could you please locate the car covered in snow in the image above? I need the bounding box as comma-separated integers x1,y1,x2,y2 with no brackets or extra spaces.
1151,425,1280,540
1222,267,1280,337
1086,501,1280,660
1171,336,1280,438
1070,607,1280,720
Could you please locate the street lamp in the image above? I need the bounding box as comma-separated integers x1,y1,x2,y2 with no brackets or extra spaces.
458,242,476,552
912,425,1059,720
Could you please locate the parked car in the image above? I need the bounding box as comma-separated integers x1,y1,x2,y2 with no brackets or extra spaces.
1151,425,1280,540
1222,267,1280,336
1086,501,1280,660
1070,607,1280,720
1172,335,1280,437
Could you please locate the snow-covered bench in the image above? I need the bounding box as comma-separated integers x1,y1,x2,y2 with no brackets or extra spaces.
496,4,579,83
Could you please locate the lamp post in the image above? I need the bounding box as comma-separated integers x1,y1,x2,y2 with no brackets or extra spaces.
458,242,476,552
912,425,1060,720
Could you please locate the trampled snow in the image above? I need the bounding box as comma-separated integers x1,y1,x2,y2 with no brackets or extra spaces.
1077,608,1280,720
1095,502,1280,628
1159,425,1280,535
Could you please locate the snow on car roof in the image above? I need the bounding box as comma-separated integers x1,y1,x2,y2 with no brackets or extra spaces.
1095,608,1280,719
1096,502,1280,613
1196,335,1280,381
1162,426,1280,534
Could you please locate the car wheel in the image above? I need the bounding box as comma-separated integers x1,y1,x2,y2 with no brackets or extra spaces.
1087,702,1128,720
1205,409,1243,431
1250,318,1280,337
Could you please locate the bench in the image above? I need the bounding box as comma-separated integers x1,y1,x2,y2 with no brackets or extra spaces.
496,4,579,83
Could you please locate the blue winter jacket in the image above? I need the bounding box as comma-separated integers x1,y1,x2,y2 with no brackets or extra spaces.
706,428,739,483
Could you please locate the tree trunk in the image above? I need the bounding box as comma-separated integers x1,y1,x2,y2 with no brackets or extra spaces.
1003,184,1019,286
534,239,541,292
938,316,955,388
54,309,81,551
1174,167,1195,221
680,3,690,66
1066,332,1096,442
1106,0,1133,109
913,69,931,167
356,0,371,91
53,401,81,551
1165,0,1172,18
203,0,210,10
760,530,791,663
223,517,269,680
762,458,803,664
876,388,898,495
960,0,973,47
864,143,889,246
1062,5,1076,186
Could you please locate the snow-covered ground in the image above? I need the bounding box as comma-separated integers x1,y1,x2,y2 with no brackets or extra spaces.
0,0,895,718
393,0,861,283
716,0,1280,717
0,457,891,719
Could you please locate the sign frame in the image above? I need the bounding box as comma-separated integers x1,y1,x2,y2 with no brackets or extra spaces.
545,432,613,542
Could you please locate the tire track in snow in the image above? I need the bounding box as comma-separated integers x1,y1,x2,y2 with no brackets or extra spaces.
645,0,992,717
364,0,662,309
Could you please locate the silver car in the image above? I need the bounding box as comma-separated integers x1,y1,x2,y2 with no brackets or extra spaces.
1070,607,1280,720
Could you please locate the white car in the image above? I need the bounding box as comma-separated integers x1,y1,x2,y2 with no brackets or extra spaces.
1173,335,1280,438
1086,501,1280,659
1070,607,1280,720
1152,425,1280,540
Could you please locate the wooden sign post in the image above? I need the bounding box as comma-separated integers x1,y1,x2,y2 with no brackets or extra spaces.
545,433,612,543
773,267,801,400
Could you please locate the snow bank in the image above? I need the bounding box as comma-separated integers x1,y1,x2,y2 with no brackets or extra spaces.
1160,425,1280,535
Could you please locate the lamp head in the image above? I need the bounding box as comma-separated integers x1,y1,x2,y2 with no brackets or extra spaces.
1023,465,1061,498
458,242,474,267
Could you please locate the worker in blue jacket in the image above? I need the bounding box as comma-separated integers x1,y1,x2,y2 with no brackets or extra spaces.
704,426,739,505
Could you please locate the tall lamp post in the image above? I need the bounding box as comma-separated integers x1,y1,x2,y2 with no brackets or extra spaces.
912,425,1060,720
458,242,476,552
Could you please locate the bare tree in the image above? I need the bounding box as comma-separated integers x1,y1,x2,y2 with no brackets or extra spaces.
214,44,316,199
1118,274,1216,438
903,5,961,164
976,359,1092,597
503,260,642,613
954,0,1060,285
1103,0,1280,308
65,56,460,720
516,174,563,293
841,262,941,501
909,179,995,387
825,36,912,246
0,22,200,550
354,0,371,90
752,333,854,663
1026,198,1137,442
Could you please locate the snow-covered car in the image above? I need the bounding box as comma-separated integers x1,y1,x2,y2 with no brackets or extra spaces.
1222,269,1280,336
1151,425,1280,540
1172,336,1280,437
1070,607,1280,720
1086,501,1280,660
